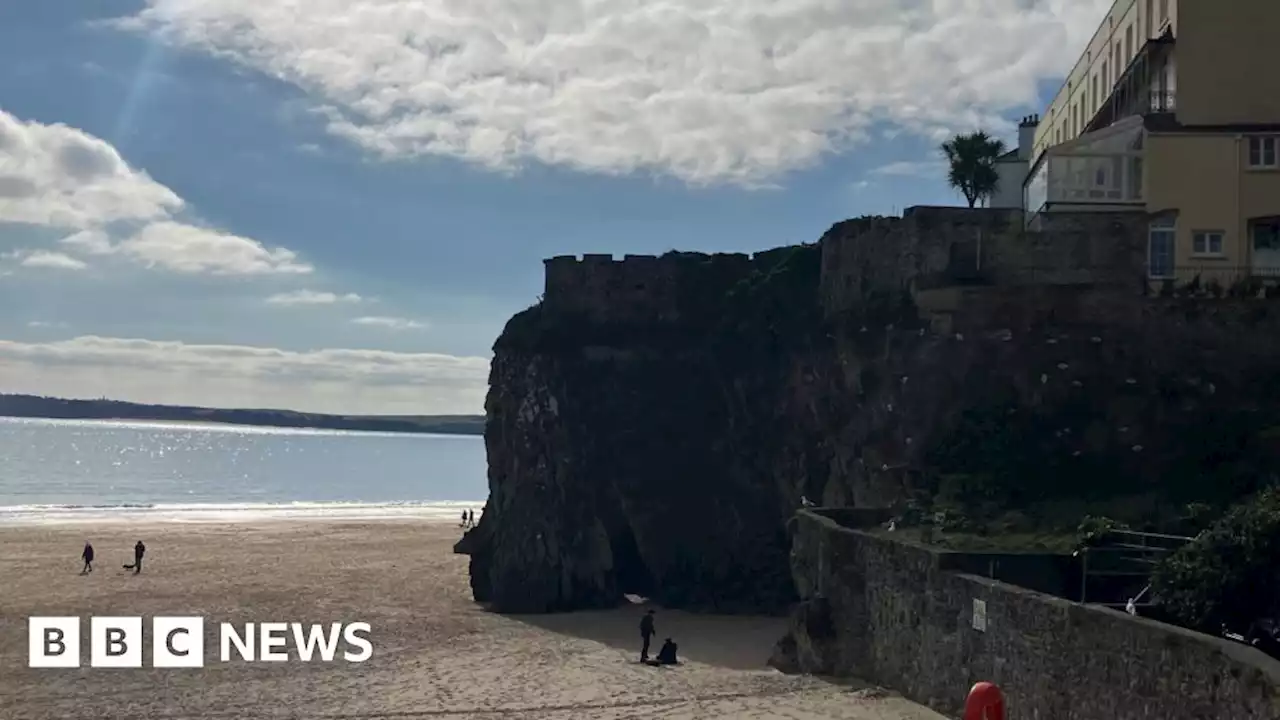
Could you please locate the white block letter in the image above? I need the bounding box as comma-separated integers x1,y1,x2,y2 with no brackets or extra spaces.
28,617,80,668
259,622,288,662
91,616,142,668
292,623,341,662
153,617,204,668
220,623,254,662
343,622,372,662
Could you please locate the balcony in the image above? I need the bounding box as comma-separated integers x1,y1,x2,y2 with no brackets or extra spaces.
1085,27,1176,135
1025,116,1145,225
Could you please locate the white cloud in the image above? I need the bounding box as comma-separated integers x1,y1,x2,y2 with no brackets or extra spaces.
0,109,311,276
27,321,69,329
117,221,312,275
0,109,181,228
869,160,947,178
120,0,1110,186
352,316,427,331
17,250,89,270
0,335,487,415
58,229,115,255
266,289,363,306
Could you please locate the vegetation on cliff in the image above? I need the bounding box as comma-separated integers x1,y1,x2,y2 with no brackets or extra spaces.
1152,487,1280,631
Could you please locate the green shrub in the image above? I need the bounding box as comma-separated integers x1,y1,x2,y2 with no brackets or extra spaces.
1151,486,1280,631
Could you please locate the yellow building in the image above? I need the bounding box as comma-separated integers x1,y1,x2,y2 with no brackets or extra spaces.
1024,0,1280,284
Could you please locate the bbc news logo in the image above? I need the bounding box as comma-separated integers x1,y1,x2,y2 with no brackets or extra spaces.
28,617,372,668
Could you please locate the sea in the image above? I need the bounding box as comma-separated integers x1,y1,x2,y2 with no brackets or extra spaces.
0,416,488,525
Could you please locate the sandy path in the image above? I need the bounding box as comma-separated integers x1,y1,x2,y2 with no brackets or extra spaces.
0,521,945,720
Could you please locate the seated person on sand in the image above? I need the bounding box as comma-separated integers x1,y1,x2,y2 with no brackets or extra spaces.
645,638,679,666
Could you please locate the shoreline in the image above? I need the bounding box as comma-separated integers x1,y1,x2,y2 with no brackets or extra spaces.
0,500,487,526
0,414,485,437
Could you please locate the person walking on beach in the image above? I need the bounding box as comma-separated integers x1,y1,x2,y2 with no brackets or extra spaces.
639,609,656,662
122,540,146,574
81,542,95,574
468,509,476,527
461,510,470,529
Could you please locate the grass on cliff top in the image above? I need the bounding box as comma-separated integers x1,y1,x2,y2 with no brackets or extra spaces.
874,495,1198,554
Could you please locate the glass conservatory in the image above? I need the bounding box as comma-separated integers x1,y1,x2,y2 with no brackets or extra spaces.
1024,116,1146,227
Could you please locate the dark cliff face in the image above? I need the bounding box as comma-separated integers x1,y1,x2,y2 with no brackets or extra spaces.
464,213,1280,615
468,247,824,613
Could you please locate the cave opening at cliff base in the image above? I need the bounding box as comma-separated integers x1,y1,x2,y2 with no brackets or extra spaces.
611,524,656,598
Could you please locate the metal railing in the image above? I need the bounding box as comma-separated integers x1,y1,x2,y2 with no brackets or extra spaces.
1147,90,1176,113
1076,529,1193,605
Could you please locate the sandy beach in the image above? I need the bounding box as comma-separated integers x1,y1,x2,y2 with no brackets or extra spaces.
0,520,946,720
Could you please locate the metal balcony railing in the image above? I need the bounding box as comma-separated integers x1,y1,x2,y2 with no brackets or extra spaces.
1148,91,1176,113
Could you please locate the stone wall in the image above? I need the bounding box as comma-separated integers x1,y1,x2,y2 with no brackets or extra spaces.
818,206,1150,317
776,509,1280,720
542,248,796,324
546,206,1152,324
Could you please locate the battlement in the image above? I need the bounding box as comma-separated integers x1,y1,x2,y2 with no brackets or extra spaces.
542,250,778,323
541,205,1151,327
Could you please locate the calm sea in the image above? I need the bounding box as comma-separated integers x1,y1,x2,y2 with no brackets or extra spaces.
0,416,488,524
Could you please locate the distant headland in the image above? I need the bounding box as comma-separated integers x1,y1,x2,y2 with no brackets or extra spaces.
0,394,484,436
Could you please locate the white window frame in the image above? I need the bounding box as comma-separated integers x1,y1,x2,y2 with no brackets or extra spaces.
1148,218,1176,280
1191,230,1225,258
1248,137,1278,169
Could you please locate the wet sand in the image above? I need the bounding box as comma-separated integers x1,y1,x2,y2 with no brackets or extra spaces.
0,521,946,720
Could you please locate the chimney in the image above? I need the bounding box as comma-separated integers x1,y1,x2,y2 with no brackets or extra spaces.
1017,114,1039,160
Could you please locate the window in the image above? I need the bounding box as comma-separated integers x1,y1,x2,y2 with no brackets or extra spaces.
1148,218,1175,279
1248,137,1278,168
1159,0,1169,21
1125,26,1133,60
1091,74,1099,111
1192,230,1225,257
1102,61,1109,91
1255,219,1280,252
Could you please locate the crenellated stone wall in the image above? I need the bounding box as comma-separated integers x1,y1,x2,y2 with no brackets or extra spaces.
541,249,794,324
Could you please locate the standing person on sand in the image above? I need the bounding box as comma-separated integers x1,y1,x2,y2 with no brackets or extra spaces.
81,542,94,574
461,510,469,529
639,609,656,662
122,540,146,574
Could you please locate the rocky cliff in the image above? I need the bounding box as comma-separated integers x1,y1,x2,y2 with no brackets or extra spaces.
460,207,1280,614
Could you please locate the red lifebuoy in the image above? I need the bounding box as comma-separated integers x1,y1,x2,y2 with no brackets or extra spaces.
964,681,1005,720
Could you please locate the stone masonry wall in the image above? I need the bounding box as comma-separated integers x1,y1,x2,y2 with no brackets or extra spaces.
777,509,1280,720
818,207,1151,317
542,248,796,324
543,206,1152,325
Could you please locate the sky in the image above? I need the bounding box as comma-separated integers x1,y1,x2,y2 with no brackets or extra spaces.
0,0,1110,415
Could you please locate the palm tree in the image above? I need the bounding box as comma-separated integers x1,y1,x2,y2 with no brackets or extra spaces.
940,131,1007,208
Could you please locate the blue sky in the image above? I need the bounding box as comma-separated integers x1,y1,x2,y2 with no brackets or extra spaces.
0,0,1107,414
